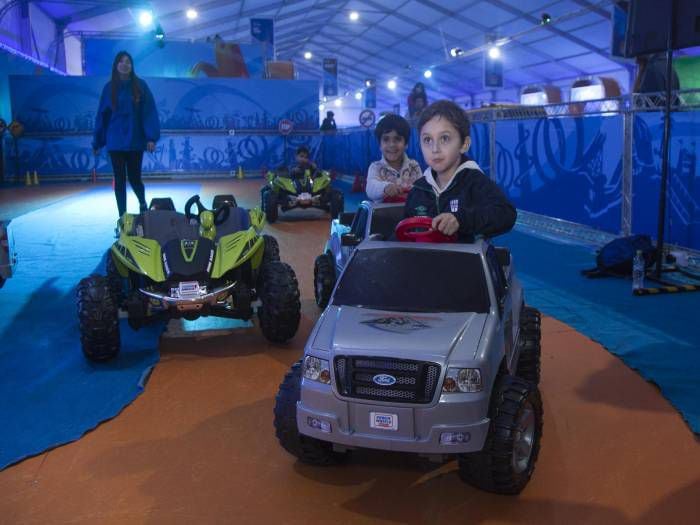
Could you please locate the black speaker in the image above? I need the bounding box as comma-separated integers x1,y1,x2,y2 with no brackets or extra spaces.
624,0,700,57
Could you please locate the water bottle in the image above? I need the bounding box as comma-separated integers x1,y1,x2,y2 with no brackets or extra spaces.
632,249,645,291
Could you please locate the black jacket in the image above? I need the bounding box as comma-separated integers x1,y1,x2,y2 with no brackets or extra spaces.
404,157,516,241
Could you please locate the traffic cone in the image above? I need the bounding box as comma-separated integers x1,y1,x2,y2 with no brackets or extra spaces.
32,170,39,185
352,171,365,193
25,171,31,186
237,166,244,179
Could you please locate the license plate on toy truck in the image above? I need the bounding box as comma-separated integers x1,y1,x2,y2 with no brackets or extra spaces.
178,281,200,298
370,412,398,431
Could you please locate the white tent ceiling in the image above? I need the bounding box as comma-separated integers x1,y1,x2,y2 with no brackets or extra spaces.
3,0,633,106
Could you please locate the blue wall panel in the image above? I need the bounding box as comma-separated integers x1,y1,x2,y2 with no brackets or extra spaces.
10,76,319,133
633,112,700,250
494,116,623,233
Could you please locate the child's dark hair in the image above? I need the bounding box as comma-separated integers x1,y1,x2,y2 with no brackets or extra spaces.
417,100,470,142
296,145,310,155
374,113,410,143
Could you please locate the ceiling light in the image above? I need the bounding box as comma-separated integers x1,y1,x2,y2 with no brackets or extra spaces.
387,79,397,90
319,104,325,111
349,11,359,21
304,51,313,60
139,11,153,27
334,98,343,107
322,96,327,102
186,8,198,20
365,79,373,87
488,46,501,59
541,13,552,25
354,91,362,100
423,69,432,78
450,47,464,58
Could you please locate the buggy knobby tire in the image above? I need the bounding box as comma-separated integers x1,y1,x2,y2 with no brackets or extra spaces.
105,249,125,307
329,189,344,219
77,275,121,361
516,306,541,385
258,261,300,343
264,189,278,223
262,234,281,265
313,252,335,308
274,360,346,465
458,375,543,495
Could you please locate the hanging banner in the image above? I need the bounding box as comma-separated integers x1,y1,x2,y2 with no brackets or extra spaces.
364,79,376,108
323,58,338,97
484,55,503,88
250,18,274,44
250,18,274,59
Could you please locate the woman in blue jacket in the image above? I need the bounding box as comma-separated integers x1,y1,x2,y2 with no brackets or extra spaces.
93,51,160,218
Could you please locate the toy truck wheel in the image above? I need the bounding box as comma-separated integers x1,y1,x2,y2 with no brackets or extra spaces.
329,189,344,219
274,360,346,465
313,252,335,308
77,275,121,361
257,261,300,343
262,234,280,264
264,189,278,223
516,306,541,385
458,375,543,495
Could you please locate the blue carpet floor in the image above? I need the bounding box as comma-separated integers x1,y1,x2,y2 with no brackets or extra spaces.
0,184,200,469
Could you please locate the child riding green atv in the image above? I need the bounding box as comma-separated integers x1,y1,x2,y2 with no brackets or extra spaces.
260,146,344,223
77,195,300,361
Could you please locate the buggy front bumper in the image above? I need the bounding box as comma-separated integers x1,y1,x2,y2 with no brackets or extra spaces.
139,281,237,312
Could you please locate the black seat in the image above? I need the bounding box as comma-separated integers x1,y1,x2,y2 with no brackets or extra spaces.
214,206,251,239
370,206,406,240
140,210,199,245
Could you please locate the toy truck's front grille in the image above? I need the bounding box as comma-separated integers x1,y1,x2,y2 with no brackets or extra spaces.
334,356,441,404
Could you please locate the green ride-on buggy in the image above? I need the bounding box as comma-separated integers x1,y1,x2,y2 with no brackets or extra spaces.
77,194,301,361
261,166,344,223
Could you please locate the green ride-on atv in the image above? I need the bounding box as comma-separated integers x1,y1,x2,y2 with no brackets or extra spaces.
261,166,344,223
77,194,301,362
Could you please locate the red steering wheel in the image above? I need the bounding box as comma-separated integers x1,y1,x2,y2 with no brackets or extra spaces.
395,216,457,243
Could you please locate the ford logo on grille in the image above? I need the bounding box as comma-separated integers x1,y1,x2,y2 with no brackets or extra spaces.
373,374,396,386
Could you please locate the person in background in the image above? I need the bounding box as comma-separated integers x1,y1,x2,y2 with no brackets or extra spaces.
365,114,421,203
93,50,160,219
405,100,516,241
407,82,428,121
320,111,337,132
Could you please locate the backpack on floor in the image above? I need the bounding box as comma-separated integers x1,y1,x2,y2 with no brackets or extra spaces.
581,234,657,278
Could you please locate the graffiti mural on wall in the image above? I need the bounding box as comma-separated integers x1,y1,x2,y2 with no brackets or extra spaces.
494,116,623,233
12,134,322,176
10,76,319,134
633,112,699,250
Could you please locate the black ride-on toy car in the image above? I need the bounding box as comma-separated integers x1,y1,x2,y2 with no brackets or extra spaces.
261,166,344,223
77,194,300,361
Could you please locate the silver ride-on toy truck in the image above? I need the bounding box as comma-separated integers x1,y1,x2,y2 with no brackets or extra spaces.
275,216,543,494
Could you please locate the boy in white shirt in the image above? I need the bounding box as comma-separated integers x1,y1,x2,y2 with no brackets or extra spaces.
365,114,422,202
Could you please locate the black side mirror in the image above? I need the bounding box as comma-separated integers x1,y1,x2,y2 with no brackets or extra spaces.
341,233,361,247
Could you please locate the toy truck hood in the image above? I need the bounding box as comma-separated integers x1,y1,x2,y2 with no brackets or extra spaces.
313,306,488,361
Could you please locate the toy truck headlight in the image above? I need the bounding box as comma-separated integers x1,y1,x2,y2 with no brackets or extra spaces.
442,368,482,393
303,355,331,384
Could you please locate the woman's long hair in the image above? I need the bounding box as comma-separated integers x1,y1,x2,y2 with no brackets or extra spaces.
111,51,142,109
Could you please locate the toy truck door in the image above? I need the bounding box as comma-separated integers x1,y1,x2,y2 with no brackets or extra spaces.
486,246,515,366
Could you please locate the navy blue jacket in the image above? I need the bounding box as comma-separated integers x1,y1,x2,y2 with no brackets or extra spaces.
93,78,160,152
404,157,516,241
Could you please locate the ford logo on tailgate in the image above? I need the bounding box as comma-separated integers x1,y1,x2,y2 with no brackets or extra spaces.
373,374,396,386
